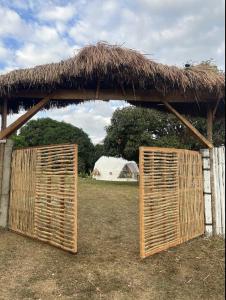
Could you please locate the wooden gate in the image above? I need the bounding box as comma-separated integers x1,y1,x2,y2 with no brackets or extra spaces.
9,144,77,253
139,147,204,258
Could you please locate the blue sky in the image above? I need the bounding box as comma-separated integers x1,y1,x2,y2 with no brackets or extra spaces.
0,0,225,143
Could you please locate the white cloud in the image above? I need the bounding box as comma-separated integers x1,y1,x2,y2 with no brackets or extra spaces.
217,42,225,56
33,26,60,43
16,43,53,66
1,0,224,69
69,0,225,67
0,4,79,69
0,5,28,38
0,0,29,10
0,43,9,60
38,4,76,22
139,0,199,13
14,24,78,67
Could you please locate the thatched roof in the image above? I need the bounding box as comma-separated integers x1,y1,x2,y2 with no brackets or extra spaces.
0,43,225,116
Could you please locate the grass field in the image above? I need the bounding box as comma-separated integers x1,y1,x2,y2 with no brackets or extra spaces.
0,179,225,300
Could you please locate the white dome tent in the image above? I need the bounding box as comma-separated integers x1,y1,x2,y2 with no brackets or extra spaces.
92,156,139,182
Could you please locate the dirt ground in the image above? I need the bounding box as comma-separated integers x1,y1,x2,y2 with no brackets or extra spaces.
0,179,225,300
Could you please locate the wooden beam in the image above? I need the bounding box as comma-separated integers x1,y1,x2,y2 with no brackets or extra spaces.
0,96,50,140
11,89,216,104
207,106,217,236
12,89,171,101
1,98,7,130
163,101,213,149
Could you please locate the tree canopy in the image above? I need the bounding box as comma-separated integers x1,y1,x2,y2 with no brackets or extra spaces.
103,107,225,162
12,118,94,174
12,108,225,173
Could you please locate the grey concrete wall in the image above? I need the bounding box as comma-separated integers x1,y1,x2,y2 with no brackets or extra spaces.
0,140,13,228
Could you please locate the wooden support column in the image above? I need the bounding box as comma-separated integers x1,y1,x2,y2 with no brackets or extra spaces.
0,96,50,140
213,98,221,120
163,101,213,149
207,106,217,236
1,98,7,131
207,107,213,142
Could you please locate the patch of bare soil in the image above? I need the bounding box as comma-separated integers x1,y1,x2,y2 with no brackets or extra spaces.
0,179,225,299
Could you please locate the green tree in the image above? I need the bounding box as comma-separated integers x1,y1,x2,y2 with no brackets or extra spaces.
93,144,105,164
12,118,95,174
104,107,225,162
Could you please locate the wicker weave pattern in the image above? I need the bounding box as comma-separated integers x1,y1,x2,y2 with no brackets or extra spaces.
140,147,204,258
9,144,77,253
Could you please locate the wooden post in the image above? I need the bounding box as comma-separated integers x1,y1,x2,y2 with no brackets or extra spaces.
207,108,213,143
213,98,221,120
207,106,217,236
1,98,7,131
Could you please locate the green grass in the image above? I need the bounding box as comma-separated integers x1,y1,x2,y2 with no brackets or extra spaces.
0,178,225,300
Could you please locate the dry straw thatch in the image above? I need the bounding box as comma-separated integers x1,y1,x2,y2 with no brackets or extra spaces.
0,43,225,114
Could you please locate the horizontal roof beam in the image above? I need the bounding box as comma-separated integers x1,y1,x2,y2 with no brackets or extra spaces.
10,89,216,103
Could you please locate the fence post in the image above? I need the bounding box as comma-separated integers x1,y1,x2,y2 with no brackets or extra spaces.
0,139,13,228
201,149,212,235
201,146,225,236
207,106,218,236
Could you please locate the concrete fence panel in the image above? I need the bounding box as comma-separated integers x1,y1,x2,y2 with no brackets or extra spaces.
201,146,225,236
0,140,14,228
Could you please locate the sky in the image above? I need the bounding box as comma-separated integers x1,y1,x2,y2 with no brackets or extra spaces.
0,0,225,144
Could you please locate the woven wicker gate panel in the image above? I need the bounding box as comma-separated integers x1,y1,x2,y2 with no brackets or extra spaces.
139,147,204,258
9,144,77,253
